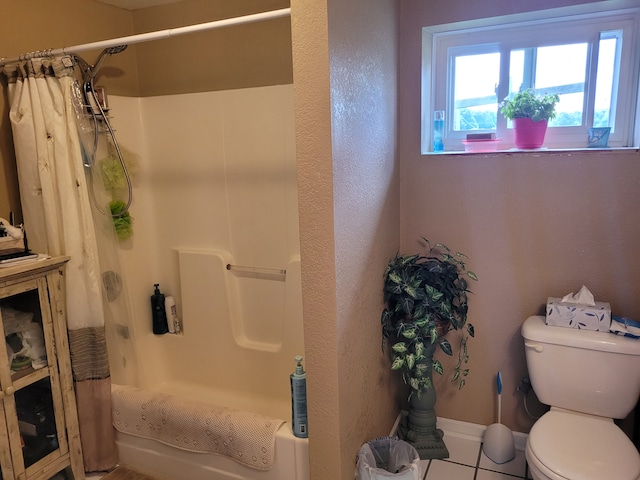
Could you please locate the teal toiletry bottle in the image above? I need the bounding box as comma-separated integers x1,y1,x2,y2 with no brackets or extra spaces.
151,284,168,334
433,110,445,152
290,355,308,438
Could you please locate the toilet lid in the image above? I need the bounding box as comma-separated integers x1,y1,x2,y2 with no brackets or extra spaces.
529,410,640,480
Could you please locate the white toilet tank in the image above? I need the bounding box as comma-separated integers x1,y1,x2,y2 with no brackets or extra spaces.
522,315,640,419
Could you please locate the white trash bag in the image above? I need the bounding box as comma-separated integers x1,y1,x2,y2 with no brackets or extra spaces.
355,436,421,480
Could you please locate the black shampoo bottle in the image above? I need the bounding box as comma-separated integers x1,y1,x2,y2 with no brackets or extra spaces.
151,283,168,334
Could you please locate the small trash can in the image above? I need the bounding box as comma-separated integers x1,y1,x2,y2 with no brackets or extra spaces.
355,436,421,480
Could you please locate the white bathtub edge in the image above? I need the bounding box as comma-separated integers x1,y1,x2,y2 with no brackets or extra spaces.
116,420,309,480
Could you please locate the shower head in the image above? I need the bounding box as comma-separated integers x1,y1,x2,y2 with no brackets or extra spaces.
105,45,128,55
91,44,128,76
74,44,128,85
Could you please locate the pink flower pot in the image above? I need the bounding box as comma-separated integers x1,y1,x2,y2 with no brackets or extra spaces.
513,118,548,149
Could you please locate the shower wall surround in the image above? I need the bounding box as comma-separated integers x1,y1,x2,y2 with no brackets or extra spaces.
103,85,302,417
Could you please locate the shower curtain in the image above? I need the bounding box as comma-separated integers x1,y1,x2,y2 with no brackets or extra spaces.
2,57,117,471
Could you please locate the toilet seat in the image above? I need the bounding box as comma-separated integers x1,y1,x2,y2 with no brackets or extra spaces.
526,446,570,480
528,410,640,480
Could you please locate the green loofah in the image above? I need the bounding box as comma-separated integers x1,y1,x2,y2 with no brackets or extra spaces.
100,154,127,192
99,140,138,240
99,141,139,194
110,200,133,241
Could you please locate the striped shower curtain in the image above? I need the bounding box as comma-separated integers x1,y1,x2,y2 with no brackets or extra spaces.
2,57,117,472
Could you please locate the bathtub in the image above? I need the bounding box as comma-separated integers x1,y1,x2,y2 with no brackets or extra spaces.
110,249,309,479
114,383,309,480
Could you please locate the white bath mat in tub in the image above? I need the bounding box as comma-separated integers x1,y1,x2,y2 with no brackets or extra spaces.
111,385,285,471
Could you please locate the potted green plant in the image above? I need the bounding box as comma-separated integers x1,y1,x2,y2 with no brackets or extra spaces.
500,88,560,149
381,238,477,459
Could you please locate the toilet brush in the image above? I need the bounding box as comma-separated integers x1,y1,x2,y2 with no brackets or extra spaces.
483,371,515,464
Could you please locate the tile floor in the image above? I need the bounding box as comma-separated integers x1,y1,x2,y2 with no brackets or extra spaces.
418,431,532,480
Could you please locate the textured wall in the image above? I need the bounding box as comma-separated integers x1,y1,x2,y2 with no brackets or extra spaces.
399,0,640,435
291,2,341,477
292,0,401,478
328,0,402,478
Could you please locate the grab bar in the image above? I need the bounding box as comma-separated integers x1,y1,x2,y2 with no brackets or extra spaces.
226,263,286,280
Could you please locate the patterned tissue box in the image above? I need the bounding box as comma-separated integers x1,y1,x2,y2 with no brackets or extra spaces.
546,297,612,331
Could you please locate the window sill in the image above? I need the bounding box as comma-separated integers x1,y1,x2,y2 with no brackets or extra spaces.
422,146,639,156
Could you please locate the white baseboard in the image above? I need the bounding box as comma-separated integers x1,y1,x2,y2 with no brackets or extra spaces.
390,412,528,452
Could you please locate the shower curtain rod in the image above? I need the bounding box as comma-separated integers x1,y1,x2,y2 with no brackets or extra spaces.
1,7,290,65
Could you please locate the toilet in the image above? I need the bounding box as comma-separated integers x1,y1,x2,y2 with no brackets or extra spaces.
522,315,640,480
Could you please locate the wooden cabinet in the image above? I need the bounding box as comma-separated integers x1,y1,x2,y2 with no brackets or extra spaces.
0,257,84,480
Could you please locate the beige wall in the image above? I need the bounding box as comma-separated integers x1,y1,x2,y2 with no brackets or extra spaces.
2,1,401,478
399,0,640,435
400,0,602,26
0,0,136,221
130,0,292,96
0,0,135,65
329,0,403,475
290,3,341,475
291,0,401,478
3,0,637,478
0,0,293,221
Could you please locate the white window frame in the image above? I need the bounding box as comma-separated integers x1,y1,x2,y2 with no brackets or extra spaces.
421,7,640,153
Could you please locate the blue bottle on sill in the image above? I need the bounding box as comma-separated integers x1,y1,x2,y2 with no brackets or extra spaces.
433,110,445,152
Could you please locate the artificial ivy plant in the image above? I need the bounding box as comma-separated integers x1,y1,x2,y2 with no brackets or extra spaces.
381,238,477,395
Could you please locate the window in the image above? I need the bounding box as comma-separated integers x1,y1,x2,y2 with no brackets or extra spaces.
422,8,640,152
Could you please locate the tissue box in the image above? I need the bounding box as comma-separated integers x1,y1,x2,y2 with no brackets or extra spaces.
546,297,612,331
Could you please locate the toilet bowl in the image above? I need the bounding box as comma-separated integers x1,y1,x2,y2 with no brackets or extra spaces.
525,409,640,480
521,316,640,480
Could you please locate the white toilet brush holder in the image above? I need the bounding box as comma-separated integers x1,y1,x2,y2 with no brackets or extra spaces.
483,371,515,464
